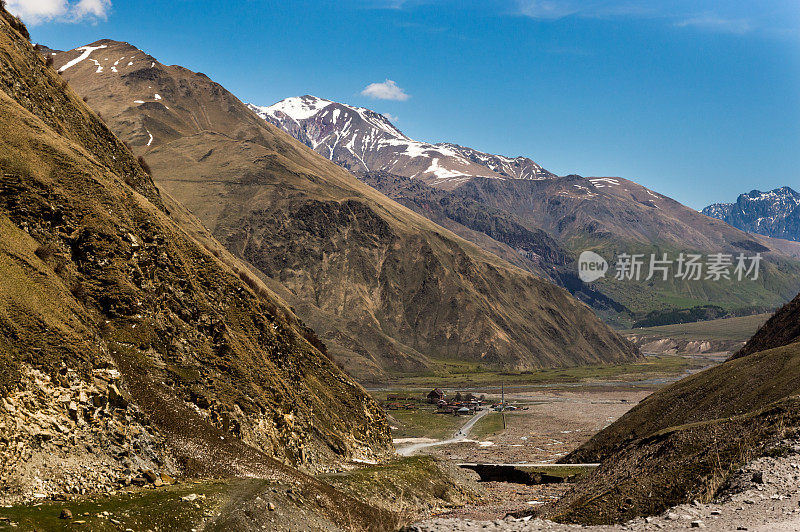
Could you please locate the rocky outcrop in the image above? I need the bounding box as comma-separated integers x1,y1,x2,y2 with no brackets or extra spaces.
0,365,171,504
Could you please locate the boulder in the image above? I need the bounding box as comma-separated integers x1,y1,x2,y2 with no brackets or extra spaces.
142,470,158,483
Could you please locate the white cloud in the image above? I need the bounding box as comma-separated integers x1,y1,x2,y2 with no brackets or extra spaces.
382,113,399,122
73,0,111,20
6,0,110,24
361,79,410,101
675,15,752,35
513,1,777,37
517,0,578,20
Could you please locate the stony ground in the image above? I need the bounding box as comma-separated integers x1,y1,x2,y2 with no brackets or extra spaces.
0,364,174,505
403,442,800,531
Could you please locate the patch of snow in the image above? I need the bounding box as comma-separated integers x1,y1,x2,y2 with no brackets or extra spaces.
423,158,469,181
154,94,162,100
589,178,621,188
58,44,107,72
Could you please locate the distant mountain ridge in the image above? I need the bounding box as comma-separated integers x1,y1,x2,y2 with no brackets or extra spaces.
248,95,554,189
46,40,639,380
703,186,800,242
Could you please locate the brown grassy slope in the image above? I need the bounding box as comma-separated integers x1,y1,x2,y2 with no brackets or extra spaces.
49,40,638,380
0,7,391,476
732,292,800,359
540,392,800,525
542,293,800,524
566,338,800,464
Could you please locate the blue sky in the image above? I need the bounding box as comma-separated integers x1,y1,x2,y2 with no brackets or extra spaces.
15,0,800,209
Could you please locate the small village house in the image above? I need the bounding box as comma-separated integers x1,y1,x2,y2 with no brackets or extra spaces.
427,388,445,403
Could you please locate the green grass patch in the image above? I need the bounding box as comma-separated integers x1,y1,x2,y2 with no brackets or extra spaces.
470,412,506,439
0,480,241,531
389,406,465,440
621,313,771,342
382,354,697,388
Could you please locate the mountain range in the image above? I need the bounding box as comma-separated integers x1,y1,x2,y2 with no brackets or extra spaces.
253,95,800,325
44,39,638,381
7,7,800,528
703,186,800,243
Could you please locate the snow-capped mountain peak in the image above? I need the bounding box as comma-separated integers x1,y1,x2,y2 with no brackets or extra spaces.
251,95,334,122
702,186,800,242
247,95,554,189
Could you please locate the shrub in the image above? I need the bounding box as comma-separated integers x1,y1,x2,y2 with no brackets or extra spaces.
7,13,30,41
45,56,54,67
34,243,56,261
53,258,67,275
70,282,89,304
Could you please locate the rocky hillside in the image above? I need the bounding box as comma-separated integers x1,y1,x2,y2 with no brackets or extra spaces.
249,95,554,190
538,292,800,524
703,187,800,242
46,39,639,381
358,171,626,313
359,172,800,324
0,12,401,528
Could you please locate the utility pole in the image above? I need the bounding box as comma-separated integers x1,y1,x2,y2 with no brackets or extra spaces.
501,381,506,429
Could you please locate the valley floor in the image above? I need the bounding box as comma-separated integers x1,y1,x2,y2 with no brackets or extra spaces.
404,444,800,530
392,382,653,520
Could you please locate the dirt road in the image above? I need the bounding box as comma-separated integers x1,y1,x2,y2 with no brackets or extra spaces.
396,409,489,456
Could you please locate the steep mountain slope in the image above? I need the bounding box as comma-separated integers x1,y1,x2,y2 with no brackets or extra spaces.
703,186,800,242
539,292,800,524
358,171,626,314
47,40,638,381
0,14,398,528
361,170,800,322
249,95,554,190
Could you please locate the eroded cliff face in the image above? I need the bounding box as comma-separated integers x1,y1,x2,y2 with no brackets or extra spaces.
0,7,391,505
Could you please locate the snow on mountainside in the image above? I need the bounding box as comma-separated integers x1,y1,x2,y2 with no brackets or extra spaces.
703,187,800,242
248,95,555,189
